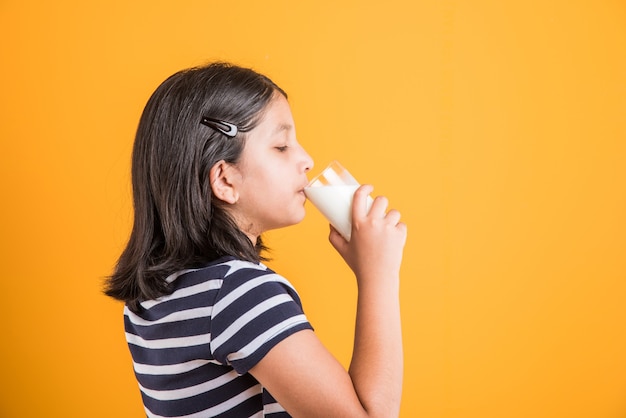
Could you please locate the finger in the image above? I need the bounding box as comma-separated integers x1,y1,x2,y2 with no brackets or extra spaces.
396,221,408,237
368,195,389,218
352,184,374,220
385,209,402,224
328,224,347,251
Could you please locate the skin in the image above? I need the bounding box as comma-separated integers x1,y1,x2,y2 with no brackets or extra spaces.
209,94,312,238
210,93,407,418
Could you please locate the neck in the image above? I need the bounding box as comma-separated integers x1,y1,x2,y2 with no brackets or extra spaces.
247,233,258,246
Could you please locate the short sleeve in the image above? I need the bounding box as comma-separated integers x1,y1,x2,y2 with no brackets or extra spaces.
209,264,313,375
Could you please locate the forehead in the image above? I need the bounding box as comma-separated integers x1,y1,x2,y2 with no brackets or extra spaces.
252,94,294,138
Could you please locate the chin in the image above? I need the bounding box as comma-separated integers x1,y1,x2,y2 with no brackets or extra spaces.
270,214,305,232
288,211,307,226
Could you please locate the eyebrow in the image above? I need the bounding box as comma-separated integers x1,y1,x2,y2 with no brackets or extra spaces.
273,123,293,135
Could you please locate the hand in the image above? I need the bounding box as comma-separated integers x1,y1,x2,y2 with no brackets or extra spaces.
329,184,407,287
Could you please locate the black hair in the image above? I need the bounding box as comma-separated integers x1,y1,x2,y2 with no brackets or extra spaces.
104,62,286,312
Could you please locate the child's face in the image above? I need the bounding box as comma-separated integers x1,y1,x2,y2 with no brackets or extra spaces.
229,94,314,241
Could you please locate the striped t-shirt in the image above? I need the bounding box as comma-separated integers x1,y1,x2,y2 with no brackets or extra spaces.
124,256,313,417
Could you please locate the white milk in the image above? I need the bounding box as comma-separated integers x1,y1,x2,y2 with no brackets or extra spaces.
304,185,373,241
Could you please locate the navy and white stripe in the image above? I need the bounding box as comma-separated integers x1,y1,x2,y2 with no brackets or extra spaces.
124,257,312,417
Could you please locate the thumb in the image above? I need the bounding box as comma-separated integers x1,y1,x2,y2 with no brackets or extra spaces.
328,225,348,252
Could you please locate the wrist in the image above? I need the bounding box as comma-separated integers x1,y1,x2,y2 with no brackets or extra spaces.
356,274,401,299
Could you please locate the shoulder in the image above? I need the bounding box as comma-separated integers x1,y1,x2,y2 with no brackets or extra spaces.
211,259,303,315
215,259,297,292
129,257,268,313
208,259,312,373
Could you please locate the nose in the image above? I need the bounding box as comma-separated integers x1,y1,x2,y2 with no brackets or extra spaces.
297,142,314,172
302,149,314,173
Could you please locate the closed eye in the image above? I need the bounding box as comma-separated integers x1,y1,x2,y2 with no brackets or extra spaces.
275,145,288,152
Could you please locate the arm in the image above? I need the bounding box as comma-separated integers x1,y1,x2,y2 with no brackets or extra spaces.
250,185,407,417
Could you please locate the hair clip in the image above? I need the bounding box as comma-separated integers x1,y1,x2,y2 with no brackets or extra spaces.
200,117,238,138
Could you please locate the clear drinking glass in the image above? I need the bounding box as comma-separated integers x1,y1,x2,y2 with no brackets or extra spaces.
304,161,373,241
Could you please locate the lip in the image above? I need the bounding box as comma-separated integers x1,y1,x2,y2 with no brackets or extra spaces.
298,181,310,194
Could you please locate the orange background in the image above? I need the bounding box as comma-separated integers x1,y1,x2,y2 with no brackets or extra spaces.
1,1,625,417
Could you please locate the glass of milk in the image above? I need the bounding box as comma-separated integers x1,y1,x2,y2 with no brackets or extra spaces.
304,161,373,241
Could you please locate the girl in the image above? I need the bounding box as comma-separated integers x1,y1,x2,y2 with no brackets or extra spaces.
105,62,407,418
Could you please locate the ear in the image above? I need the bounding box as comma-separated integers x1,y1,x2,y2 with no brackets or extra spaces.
209,160,240,204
